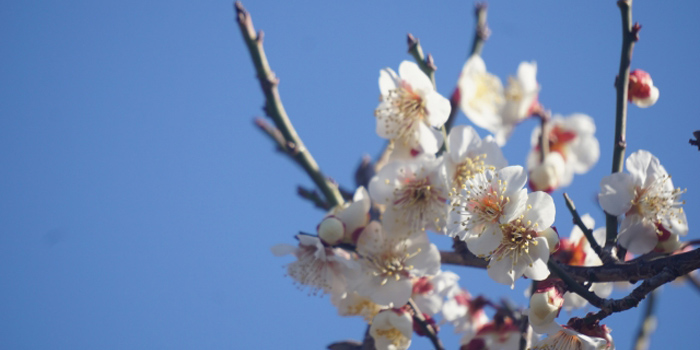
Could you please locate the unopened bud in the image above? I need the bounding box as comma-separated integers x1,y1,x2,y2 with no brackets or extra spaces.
628,69,659,108
317,216,345,245
529,153,566,193
529,285,564,331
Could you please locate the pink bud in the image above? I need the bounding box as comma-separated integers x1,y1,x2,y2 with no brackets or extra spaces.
628,69,659,108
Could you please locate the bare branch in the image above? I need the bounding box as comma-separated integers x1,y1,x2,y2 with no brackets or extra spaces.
408,299,445,350
235,2,344,208
563,193,616,264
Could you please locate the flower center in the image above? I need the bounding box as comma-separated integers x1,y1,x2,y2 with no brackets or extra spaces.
492,212,540,266
375,82,427,142
375,327,407,347
363,248,422,286
453,153,492,189
631,174,686,233
393,176,446,231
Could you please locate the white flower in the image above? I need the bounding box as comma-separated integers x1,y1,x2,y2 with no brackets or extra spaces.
318,186,371,245
442,290,489,344
485,191,555,287
458,55,506,144
554,215,612,310
528,114,600,191
444,125,508,191
331,290,382,323
370,309,413,350
411,270,461,316
352,222,441,307
271,234,357,295
628,69,659,108
598,150,687,254
446,166,528,242
375,61,451,156
532,325,613,350
528,152,568,193
462,318,522,350
498,61,540,145
528,282,565,333
369,156,449,233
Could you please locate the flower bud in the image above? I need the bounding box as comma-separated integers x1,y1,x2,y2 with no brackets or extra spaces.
317,216,345,246
528,282,565,332
628,69,659,108
529,152,566,193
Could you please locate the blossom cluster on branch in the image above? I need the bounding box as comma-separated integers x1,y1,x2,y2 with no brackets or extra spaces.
236,1,697,349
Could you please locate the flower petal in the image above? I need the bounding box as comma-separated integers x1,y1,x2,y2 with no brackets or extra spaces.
598,172,635,216
618,215,658,254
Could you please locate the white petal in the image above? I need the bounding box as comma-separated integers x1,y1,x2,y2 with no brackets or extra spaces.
423,91,451,127
448,125,481,163
499,166,528,195
618,215,658,254
487,256,517,287
466,226,503,257
414,122,441,155
372,278,414,307
270,244,296,257
379,68,398,96
569,135,600,174
625,150,659,187
523,237,551,281
598,172,635,216
399,60,433,94
408,243,442,276
523,192,556,229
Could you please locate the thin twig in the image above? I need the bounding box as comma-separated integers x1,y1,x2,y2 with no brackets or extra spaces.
297,186,331,210
444,3,489,132
563,193,616,264
605,0,639,250
407,33,436,88
407,299,445,350
632,289,659,350
548,260,607,308
235,2,344,208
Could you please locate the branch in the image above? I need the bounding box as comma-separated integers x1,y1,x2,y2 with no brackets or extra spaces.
442,246,700,284
407,33,436,88
633,289,659,350
562,193,615,264
605,0,640,249
407,299,445,350
444,3,490,132
235,2,344,208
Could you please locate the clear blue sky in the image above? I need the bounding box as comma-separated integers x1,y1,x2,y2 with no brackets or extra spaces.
1,1,699,349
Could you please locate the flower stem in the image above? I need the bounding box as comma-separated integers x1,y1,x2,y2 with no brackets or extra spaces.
407,299,445,350
235,2,344,208
605,0,639,249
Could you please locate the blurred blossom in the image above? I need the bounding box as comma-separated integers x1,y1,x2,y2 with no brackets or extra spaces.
628,69,659,108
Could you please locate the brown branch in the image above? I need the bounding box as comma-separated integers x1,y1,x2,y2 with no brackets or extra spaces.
235,2,344,208
605,0,640,250
407,299,445,350
562,193,615,264
443,246,700,284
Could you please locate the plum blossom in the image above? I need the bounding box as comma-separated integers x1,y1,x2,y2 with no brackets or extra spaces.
461,317,522,350
318,186,371,245
483,191,555,287
369,156,449,233
444,125,508,192
628,69,659,108
411,270,461,316
271,234,357,295
498,61,540,145
458,55,506,143
528,114,600,192
375,61,451,157
531,326,611,350
352,222,441,307
446,166,528,242
553,215,612,310
370,308,414,350
331,290,382,322
442,290,489,344
598,150,687,254
528,280,565,333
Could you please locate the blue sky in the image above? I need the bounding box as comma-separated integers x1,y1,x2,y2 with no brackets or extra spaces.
1,1,699,349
